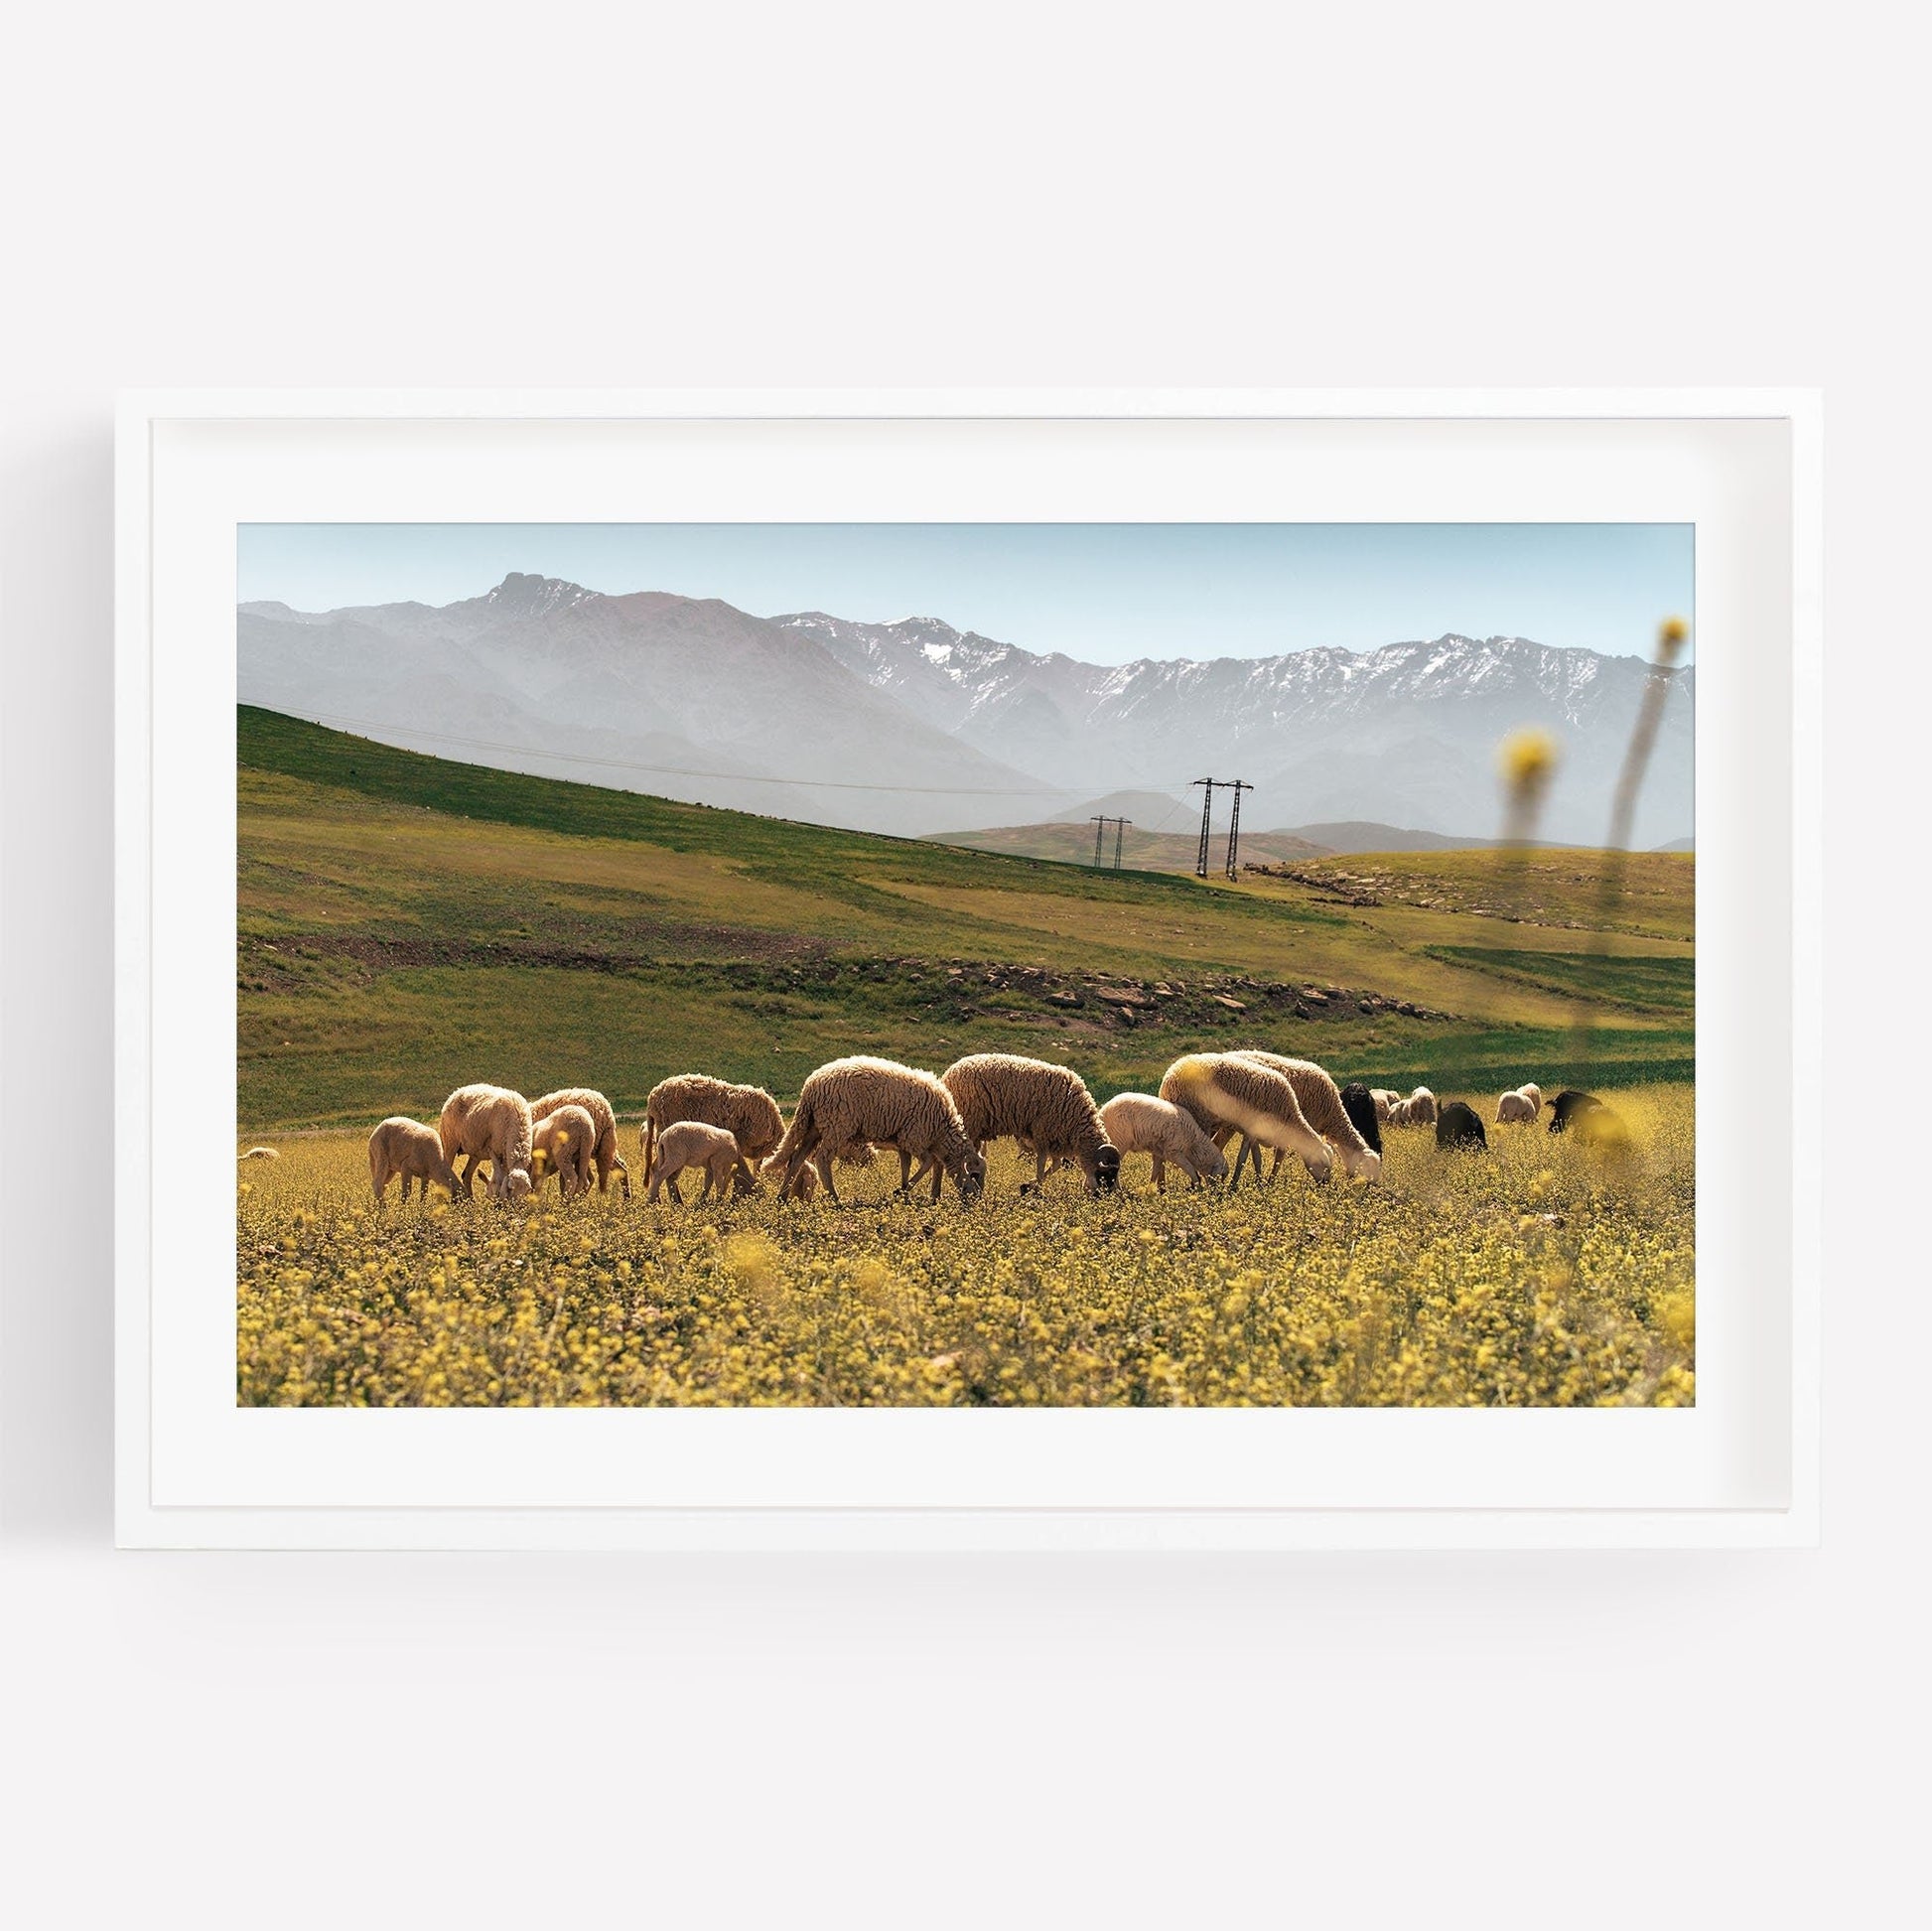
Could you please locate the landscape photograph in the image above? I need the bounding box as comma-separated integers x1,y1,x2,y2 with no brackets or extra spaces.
235,521,1696,1409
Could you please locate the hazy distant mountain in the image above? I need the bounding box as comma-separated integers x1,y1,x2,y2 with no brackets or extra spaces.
776,612,1694,849
238,575,1067,836
237,574,1694,847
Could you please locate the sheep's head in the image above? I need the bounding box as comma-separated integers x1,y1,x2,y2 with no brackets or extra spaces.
1200,1141,1230,1183
504,1167,533,1203
730,1164,758,1197
953,1149,988,1202
1305,1146,1334,1185
1092,1144,1122,1193
1352,1148,1383,1184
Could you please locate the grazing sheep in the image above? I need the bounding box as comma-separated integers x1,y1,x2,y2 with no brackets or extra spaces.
1158,1053,1333,1187
1495,1087,1539,1125
531,1102,598,1199
1096,1093,1228,1191
237,1145,281,1162
641,1074,784,1188
769,1055,986,1205
760,1151,818,1200
1404,1085,1439,1126
437,1083,535,1202
1436,1100,1487,1151
1338,1082,1384,1158
1370,1088,1402,1123
367,1117,459,1204
1231,1051,1382,1181
648,1120,757,1204
936,1052,1120,1198
1546,1089,1603,1135
531,1087,629,1197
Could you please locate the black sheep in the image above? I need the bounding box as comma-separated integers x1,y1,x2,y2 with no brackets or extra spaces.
1546,1089,1602,1135
1435,1100,1487,1151
1338,1081,1383,1157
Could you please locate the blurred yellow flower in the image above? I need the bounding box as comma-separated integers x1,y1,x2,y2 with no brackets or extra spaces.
1498,728,1561,794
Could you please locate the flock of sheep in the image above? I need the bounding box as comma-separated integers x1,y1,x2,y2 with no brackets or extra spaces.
349,1052,1611,1209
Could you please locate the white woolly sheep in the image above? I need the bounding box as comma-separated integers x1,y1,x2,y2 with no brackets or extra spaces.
531,1087,629,1197
237,1145,281,1162
531,1103,598,1199
641,1074,784,1188
367,1117,458,1204
1404,1085,1439,1126
648,1120,756,1204
1158,1053,1333,1187
936,1052,1120,1198
1096,1093,1228,1191
1370,1089,1400,1124
1495,1086,1540,1125
769,1055,987,1205
437,1083,535,1203
1230,1050,1382,1181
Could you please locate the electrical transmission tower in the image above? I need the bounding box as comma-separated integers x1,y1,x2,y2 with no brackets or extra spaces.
1191,779,1217,878
1090,814,1132,868
1191,778,1254,879
1224,779,1253,879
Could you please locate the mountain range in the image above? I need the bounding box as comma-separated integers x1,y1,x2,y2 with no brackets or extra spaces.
237,573,1694,847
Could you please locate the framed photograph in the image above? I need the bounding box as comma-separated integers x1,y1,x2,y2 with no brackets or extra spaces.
115,391,1820,1549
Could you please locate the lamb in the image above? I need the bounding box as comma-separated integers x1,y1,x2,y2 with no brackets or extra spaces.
1404,1085,1439,1126
1495,1085,1541,1125
641,1074,784,1188
1546,1089,1603,1135
367,1117,459,1203
531,1102,598,1199
760,1151,818,1199
1096,1092,1228,1191
1338,1082,1384,1158
1436,1100,1487,1151
237,1145,281,1162
647,1120,757,1204
531,1087,629,1197
1229,1050,1382,1181
768,1055,987,1205
1157,1052,1333,1188
936,1052,1120,1198
437,1083,535,1202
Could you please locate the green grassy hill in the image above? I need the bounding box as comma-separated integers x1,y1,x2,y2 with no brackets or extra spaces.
237,707,1694,1128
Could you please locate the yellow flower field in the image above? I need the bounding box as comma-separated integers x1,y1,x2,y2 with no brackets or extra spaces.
236,1085,1693,1408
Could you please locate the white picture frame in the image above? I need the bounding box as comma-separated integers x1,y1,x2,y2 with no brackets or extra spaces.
115,390,1822,1550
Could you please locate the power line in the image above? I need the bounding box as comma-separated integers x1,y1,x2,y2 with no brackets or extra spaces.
281,711,1078,798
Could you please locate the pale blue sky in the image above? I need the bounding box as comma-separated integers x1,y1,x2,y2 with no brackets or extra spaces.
238,523,1694,664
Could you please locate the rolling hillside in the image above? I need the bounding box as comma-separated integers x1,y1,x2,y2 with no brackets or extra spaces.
237,706,1695,1128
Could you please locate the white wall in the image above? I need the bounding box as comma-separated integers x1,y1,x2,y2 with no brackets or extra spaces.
1,3,1917,1921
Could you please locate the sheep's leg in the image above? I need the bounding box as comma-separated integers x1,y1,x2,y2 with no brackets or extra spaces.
780,1127,822,1201
456,1153,478,1199
814,1150,840,1205
1151,1154,1167,1192
1268,1148,1284,1182
613,1151,630,1200
1228,1129,1259,1190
